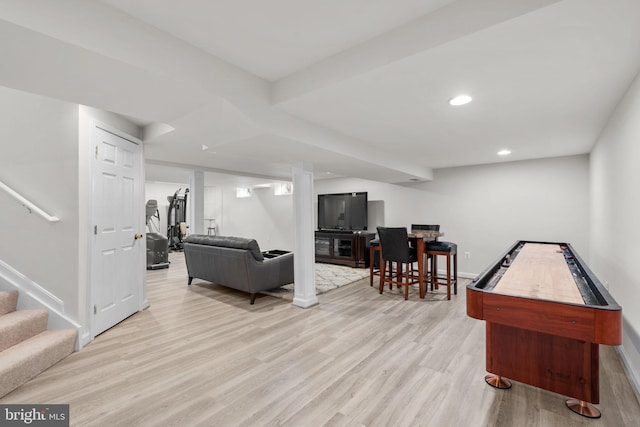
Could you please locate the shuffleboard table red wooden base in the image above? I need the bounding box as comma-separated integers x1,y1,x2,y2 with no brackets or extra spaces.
467,241,622,419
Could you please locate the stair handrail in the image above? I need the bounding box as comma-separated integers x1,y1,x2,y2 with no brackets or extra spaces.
0,180,60,222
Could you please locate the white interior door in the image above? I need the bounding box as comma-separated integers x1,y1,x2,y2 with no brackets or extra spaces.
91,123,144,336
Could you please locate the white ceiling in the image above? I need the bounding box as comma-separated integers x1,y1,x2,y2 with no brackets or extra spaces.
101,0,455,81
1,0,639,185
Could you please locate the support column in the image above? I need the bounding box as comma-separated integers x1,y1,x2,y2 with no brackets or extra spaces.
292,162,318,308
189,170,204,235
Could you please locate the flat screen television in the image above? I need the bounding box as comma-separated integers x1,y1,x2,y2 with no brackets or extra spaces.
317,192,368,231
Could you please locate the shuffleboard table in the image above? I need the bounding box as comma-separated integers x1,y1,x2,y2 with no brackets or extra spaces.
466,241,622,418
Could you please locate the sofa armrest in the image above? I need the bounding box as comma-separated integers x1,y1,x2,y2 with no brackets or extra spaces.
247,252,294,292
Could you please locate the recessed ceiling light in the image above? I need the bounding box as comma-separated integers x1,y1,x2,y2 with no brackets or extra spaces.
497,149,511,156
449,95,472,106
201,144,209,151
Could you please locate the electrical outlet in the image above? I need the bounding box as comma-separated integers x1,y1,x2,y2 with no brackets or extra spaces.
464,251,471,259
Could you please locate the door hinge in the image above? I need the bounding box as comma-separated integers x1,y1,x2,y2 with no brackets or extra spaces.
93,305,97,315
94,225,97,235
95,145,99,159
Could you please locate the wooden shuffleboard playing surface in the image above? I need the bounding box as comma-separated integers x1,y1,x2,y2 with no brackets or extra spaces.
493,243,584,305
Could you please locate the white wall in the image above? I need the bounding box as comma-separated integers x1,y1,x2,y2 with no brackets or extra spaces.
204,186,223,235
144,181,290,250
220,186,294,251
590,70,640,396
315,154,590,277
0,86,81,319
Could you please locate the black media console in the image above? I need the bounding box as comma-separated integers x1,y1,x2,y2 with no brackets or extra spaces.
314,230,375,268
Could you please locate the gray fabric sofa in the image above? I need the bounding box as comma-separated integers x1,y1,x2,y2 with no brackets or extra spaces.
183,235,294,304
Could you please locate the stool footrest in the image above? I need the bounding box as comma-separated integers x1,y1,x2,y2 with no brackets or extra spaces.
426,249,458,300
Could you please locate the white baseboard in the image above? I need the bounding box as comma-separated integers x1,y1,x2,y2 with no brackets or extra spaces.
79,331,92,349
434,269,477,280
458,271,477,279
0,259,83,350
292,296,319,308
617,316,640,404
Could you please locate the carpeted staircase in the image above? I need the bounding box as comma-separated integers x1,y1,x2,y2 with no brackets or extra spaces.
0,290,77,398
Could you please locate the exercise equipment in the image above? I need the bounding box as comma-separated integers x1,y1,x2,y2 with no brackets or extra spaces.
167,188,188,251
146,199,162,233
145,199,169,270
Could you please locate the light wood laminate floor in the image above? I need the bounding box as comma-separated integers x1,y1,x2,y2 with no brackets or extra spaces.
2,253,639,426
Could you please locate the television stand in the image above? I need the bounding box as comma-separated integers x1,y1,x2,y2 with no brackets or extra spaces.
314,230,375,268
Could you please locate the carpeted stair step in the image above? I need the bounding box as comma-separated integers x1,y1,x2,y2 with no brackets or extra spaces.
0,329,77,398
0,309,48,352
0,290,18,316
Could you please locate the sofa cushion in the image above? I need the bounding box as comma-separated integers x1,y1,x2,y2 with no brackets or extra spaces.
185,235,264,261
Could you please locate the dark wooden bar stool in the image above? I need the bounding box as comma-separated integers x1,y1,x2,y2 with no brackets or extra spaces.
369,238,396,287
425,241,457,300
377,227,421,300
369,239,380,286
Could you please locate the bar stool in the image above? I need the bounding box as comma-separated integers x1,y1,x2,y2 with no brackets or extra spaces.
369,239,380,287
205,218,217,236
426,241,457,300
377,227,421,300
369,238,397,287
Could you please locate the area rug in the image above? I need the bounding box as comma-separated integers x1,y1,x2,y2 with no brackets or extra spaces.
261,263,370,300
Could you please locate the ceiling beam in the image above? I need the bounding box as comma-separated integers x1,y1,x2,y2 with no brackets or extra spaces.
0,0,435,182
272,0,563,104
